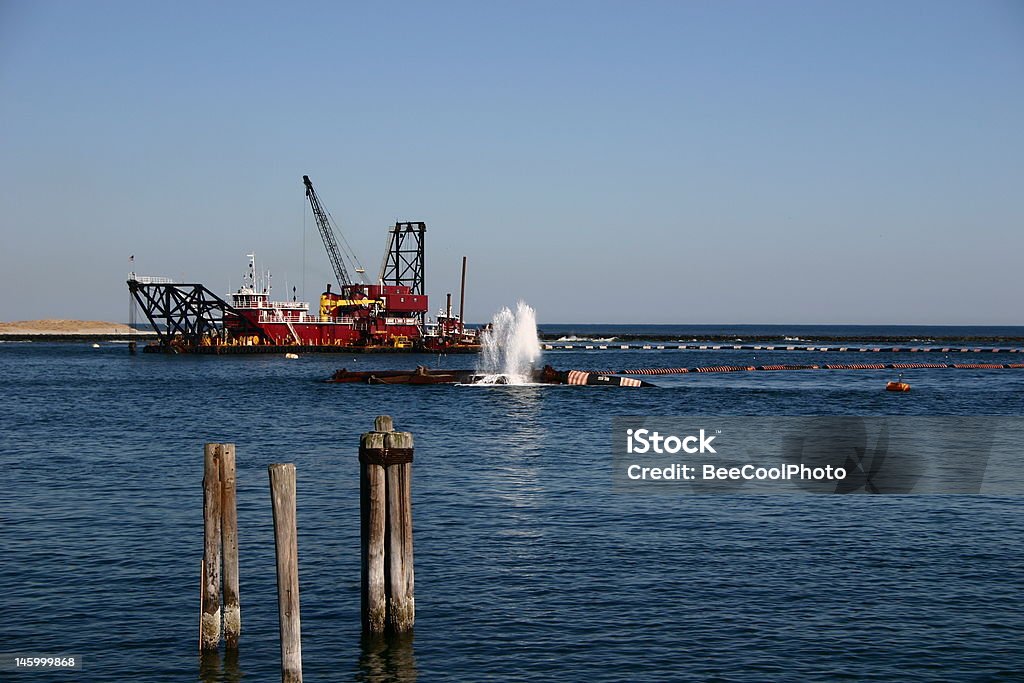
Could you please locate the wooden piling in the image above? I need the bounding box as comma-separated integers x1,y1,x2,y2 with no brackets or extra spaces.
269,463,302,683
201,444,222,651
360,415,415,634
385,429,415,632
220,444,240,649
360,426,388,633
199,559,206,651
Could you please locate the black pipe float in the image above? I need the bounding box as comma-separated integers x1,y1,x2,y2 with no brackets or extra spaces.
537,367,655,387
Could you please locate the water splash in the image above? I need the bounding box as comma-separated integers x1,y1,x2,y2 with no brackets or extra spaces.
474,301,542,385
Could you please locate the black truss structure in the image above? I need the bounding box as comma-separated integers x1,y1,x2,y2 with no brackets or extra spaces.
127,279,261,351
380,221,426,294
379,221,426,328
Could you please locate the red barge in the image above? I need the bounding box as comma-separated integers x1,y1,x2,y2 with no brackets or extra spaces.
127,176,479,354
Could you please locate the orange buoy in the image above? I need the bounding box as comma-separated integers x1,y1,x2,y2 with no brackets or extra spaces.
886,381,911,392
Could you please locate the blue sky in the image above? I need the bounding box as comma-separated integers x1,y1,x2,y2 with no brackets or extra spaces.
1,0,1021,324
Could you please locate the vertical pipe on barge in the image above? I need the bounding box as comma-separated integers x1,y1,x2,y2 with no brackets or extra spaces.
269,463,302,683
458,256,467,333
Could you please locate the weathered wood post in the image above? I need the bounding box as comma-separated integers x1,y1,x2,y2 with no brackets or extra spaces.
360,420,388,633
201,444,223,651
359,416,415,634
269,463,302,683
386,428,415,632
220,444,240,649
198,559,206,651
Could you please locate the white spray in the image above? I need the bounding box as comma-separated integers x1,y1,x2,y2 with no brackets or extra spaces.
474,301,542,385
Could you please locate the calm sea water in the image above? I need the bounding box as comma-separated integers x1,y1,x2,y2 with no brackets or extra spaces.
2,330,1022,681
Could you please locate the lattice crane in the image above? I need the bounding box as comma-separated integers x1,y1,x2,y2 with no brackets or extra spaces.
303,174,365,288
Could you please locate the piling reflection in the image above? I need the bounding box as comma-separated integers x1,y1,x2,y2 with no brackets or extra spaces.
198,650,220,683
357,632,418,683
222,649,242,683
198,649,242,683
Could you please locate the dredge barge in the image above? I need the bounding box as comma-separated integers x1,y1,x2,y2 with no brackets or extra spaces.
127,176,479,354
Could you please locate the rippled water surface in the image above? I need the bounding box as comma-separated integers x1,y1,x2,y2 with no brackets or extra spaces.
2,340,1022,681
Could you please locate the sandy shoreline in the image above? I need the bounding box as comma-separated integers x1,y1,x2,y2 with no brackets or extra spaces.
0,319,154,337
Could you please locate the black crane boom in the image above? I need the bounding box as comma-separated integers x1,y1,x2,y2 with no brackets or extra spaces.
303,174,352,288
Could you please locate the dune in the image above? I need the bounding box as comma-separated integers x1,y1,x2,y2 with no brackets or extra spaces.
0,319,139,335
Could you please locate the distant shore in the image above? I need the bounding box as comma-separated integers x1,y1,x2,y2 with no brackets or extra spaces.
0,319,156,341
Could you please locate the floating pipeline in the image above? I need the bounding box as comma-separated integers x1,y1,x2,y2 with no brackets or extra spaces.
326,365,656,387
539,333,1024,344
325,362,1024,386
608,362,1024,376
551,369,653,387
542,343,1024,353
